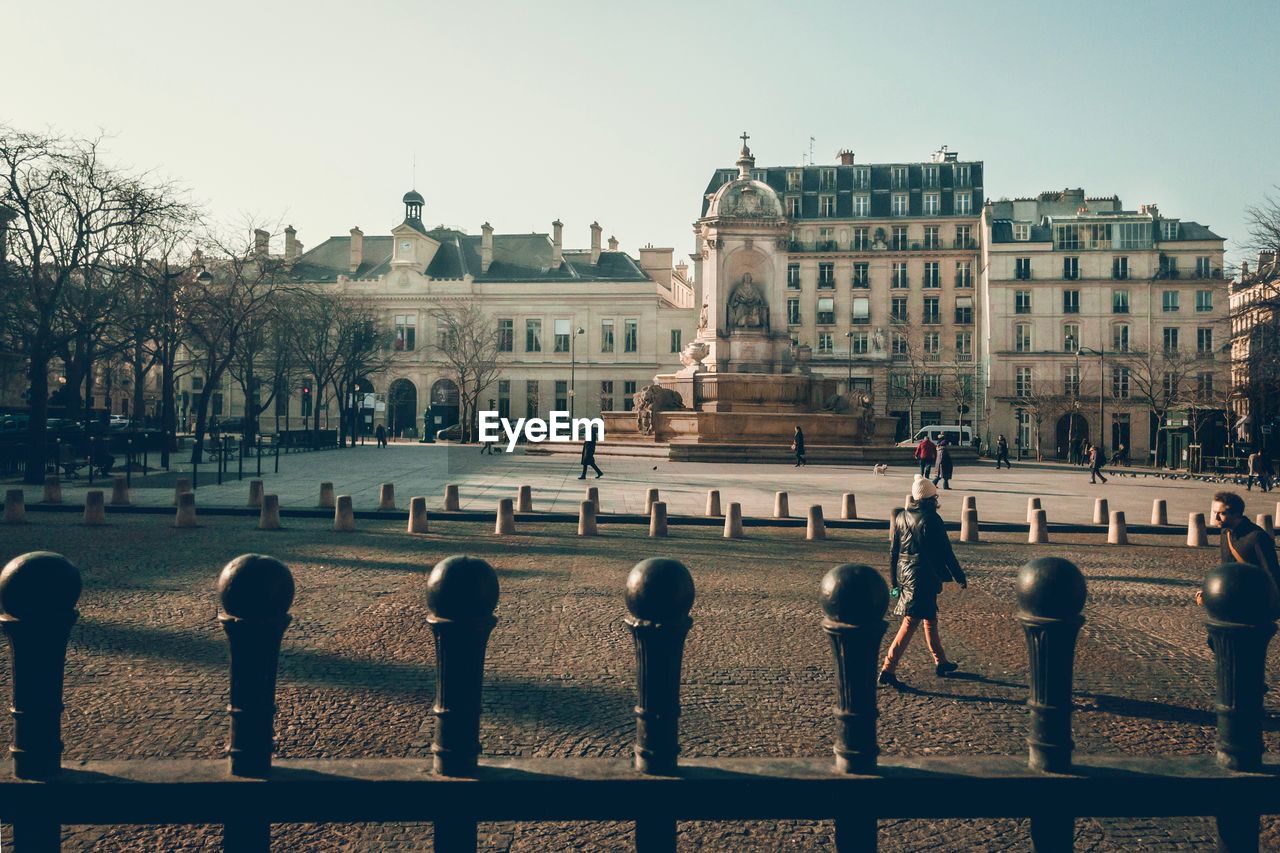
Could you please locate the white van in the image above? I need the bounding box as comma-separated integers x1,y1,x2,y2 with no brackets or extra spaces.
897,425,973,448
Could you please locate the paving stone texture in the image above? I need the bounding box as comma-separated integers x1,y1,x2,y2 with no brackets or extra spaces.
1,496,1277,849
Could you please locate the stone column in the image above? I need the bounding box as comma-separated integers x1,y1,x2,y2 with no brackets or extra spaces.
408,497,429,534
841,493,857,520
83,490,106,526
806,505,826,540
333,495,356,532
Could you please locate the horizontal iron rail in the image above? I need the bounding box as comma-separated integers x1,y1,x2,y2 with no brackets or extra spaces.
1,756,1277,825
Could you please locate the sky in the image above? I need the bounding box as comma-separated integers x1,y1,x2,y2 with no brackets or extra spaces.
8,0,1279,267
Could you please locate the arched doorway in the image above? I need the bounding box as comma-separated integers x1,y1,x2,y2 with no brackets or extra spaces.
353,377,375,443
1055,413,1089,461
387,378,418,439
428,378,460,437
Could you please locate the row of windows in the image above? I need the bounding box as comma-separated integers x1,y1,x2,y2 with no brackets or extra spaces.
803,331,976,360
1012,323,1216,354
492,379,643,418
1012,289,1215,314
787,259,973,289
887,372,975,398
787,190,975,218
786,296,974,327
1012,255,1218,280
792,224,976,252
1011,366,1217,400
394,316,684,356
726,163,974,192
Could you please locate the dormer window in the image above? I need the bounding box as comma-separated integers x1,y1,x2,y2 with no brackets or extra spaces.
1013,223,1030,241
787,170,803,191
1162,220,1179,240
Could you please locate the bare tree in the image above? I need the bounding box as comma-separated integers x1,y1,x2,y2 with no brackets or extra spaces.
1116,345,1199,467
887,330,925,437
1013,378,1067,461
1244,187,1280,255
430,299,503,442
330,297,394,447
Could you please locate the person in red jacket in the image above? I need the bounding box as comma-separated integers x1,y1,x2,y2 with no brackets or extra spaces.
914,434,937,479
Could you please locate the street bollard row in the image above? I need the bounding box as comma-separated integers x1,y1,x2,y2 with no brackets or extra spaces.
1,551,1275,849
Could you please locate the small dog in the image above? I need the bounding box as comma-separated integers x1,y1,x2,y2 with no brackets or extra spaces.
872,463,889,476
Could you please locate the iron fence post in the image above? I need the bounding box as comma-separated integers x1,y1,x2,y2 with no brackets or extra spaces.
126,437,133,489
237,436,243,482
1016,556,1086,853
256,435,262,477
625,558,694,853
88,437,95,485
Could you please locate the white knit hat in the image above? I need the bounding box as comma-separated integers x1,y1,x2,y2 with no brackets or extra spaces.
911,475,938,501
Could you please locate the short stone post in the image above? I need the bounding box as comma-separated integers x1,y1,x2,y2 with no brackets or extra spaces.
175,491,198,528
516,484,533,513
0,552,82,780
1151,498,1168,526
841,493,857,520
83,490,106,526
1255,513,1274,536
1201,562,1279,851
1188,512,1208,547
1108,510,1128,545
110,474,130,507
42,474,62,505
443,483,460,512
723,502,743,539
247,479,264,508
1092,497,1109,525
649,501,669,537
378,482,396,511
961,508,980,543
774,491,790,519
173,478,192,506
4,489,27,524
258,494,281,530
1029,508,1049,544
961,495,976,515
644,487,659,516
495,497,516,535
578,500,598,536
1016,557,1086,849
1026,496,1041,523
806,505,826,540
333,495,356,532
705,489,722,517
584,486,599,509
408,497,429,534
318,482,335,509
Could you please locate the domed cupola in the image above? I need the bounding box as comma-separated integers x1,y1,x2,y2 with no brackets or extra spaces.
706,135,783,221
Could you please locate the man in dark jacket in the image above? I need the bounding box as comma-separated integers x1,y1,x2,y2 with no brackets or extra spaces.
578,437,603,479
879,476,967,688
994,434,1011,469
1088,443,1107,484
792,425,806,467
914,434,937,478
1196,492,1280,606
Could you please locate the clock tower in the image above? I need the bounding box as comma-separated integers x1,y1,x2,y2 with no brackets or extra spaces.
390,189,440,271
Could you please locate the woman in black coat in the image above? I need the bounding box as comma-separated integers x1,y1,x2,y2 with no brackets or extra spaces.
579,437,602,479
932,441,954,489
792,426,806,466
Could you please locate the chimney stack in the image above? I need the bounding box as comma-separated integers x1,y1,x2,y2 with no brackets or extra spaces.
638,244,675,284
481,222,494,273
608,235,618,252
551,219,564,269
837,149,855,166
284,225,298,263
254,228,270,259
349,227,363,273
1242,261,1250,279
590,221,602,265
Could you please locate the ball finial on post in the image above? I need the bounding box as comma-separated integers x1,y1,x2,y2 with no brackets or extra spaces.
821,563,888,774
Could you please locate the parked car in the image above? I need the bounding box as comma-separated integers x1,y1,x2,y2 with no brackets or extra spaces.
108,414,131,430
435,423,462,441
897,425,975,448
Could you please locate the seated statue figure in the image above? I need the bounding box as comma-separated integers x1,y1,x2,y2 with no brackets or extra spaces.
727,273,769,331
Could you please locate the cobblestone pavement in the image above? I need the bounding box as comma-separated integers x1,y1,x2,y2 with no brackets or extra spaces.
1,513,1277,850
4,442,1269,529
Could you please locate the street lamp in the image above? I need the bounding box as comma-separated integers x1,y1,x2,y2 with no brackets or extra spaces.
844,330,855,395
1078,345,1105,455
569,326,585,418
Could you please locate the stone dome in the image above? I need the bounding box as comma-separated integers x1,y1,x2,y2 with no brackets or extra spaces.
707,177,784,220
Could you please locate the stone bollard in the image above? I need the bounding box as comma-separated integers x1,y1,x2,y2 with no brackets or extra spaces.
774,491,790,519
1026,496,1041,523
4,489,26,524
961,508,980,543
495,497,516,535
42,474,62,505
1029,508,1049,544
83,490,106,526
624,558,695,776
247,479,264,508
333,495,356,532
110,474,131,506
444,483,460,512
644,488,659,516
806,505,826,540
174,491,198,528
1256,514,1274,537
173,478,192,507
1092,497,1109,525
425,555,499,776
1152,499,1168,526
516,485,533,513
258,494,282,530
408,496,429,534
378,482,396,511
217,554,294,778
584,486,600,510
0,551,82,779
318,482,335,509
705,489,722,518
649,501,668,537
821,563,889,775
962,495,976,515
578,500,598,536
723,502,744,539
1188,512,1208,547
842,493,857,520
1108,510,1128,545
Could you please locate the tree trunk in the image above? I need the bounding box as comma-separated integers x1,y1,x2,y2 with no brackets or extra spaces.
160,348,176,468
22,349,52,485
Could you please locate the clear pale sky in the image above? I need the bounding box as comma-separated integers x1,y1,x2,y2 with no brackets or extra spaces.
9,0,1278,266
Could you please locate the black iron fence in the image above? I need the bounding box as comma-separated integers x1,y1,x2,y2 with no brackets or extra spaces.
0,552,1277,852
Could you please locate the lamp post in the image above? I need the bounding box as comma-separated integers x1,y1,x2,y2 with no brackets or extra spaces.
1078,345,1105,455
569,326,585,418
845,330,855,395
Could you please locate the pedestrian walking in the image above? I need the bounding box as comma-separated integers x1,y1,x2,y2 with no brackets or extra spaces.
1246,450,1261,491
1088,443,1107,484
792,425,806,467
1195,491,1280,605
578,436,603,479
375,423,388,448
479,437,496,454
914,433,937,478
994,434,1011,469
878,476,967,688
932,440,954,490
1260,450,1274,493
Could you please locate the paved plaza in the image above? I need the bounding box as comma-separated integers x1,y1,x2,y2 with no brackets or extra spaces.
1,503,1277,849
